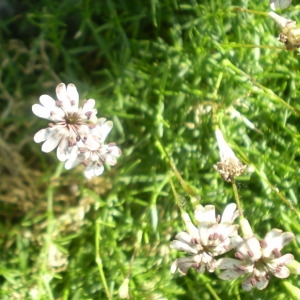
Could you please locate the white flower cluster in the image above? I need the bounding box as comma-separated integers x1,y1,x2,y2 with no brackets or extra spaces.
171,203,239,275
218,219,295,291
32,83,121,178
170,204,298,291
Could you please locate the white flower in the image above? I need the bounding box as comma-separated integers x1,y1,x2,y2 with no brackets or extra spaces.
170,203,239,275
218,219,295,291
32,83,97,161
33,83,121,178
270,0,292,11
65,119,121,179
214,129,247,182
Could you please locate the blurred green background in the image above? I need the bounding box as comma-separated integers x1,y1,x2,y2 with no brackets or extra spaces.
0,0,299,299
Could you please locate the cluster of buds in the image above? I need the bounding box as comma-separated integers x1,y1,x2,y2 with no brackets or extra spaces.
32,83,121,178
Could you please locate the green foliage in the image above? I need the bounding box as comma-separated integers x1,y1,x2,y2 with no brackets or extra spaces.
0,0,299,299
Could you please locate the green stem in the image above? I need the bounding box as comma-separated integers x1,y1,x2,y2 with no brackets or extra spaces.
230,7,269,17
203,277,222,300
232,180,244,217
95,219,112,300
155,137,197,199
40,161,64,300
223,59,300,115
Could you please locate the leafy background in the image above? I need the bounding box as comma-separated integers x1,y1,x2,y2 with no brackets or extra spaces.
0,0,299,299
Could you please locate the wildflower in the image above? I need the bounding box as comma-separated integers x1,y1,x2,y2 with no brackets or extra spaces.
214,129,247,182
32,83,97,161
32,83,121,178
217,219,295,291
65,118,121,179
270,0,292,11
170,203,239,275
269,12,300,50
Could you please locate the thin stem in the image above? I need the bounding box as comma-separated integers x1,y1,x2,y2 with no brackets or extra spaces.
211,73,223,129
230,7,269,17
95,219,112,300
204,280,222,300
155,137,196,199
221,43,285,50
169,176,185,213
40,161,64,300
232,180,244,217
223,59,300,115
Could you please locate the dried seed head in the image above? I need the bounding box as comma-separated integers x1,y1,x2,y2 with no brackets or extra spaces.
214,129,247,182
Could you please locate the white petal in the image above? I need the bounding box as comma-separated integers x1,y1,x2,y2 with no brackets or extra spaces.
90,121,113,143
279,253,294,265
215,129,236,161
270,0,292,11
34,128,51,143
100,121,113,141
39,94,56,108
56,138,71,162
82,99,96,111
198,223,210,246
231,236,262,261
105,154,117,166
263,229,294,255
64,149,81,170
170,257,196,275
218,268,244,280
194,205,216,223
241,276,255,291
32,104,52,120
175,232,194,244
67,83,79,108
84,136,101,151
56,83,67,101
221,203,238,223
41,133,62,153
65,158,80,170
84,164,104,179
256,277,269,290
170,240,198,254
108,145,122,158
93,165,105,176
182,212,199,239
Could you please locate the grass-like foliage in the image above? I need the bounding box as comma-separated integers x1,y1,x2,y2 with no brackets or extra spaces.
0,0,299,299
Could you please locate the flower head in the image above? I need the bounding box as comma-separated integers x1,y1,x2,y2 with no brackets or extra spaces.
170,203,239,275
218,219,295,291
269,12,300,51
65,118,121,179
32,83,121,178
214,129,247,182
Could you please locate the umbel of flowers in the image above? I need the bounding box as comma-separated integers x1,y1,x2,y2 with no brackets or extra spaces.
217,218,295,291
170,203,239,275
170,204,297,291
32,83,121,178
